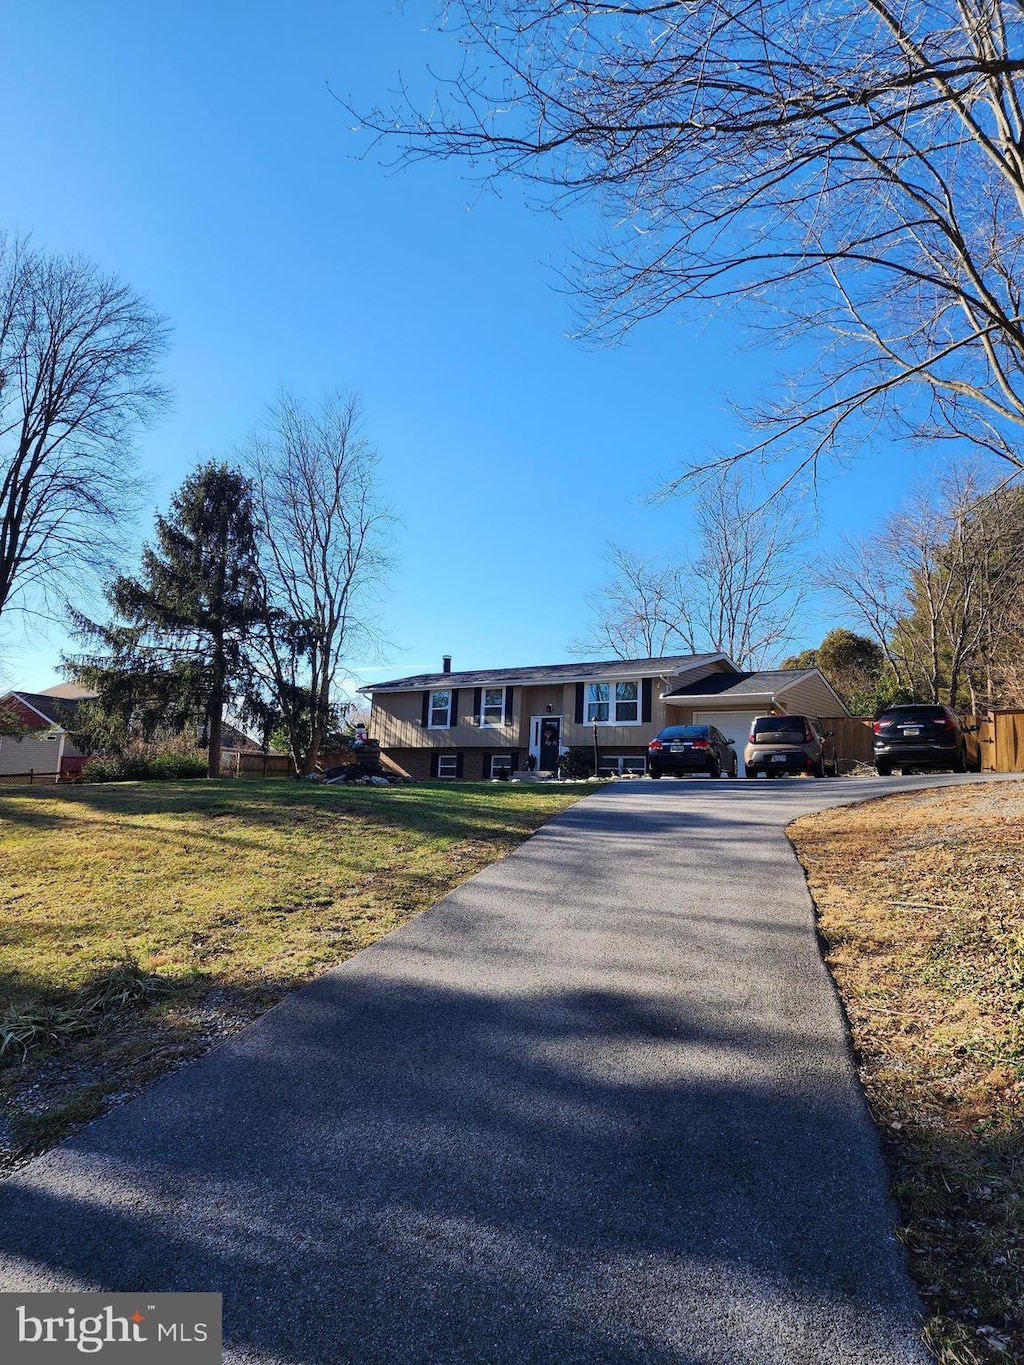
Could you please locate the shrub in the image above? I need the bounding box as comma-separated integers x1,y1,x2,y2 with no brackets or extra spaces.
146,753,207,780
80,754,206,782
558,746,595,778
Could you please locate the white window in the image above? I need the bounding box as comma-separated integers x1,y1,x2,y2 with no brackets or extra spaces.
489,753,513,777
436,754,459,779
481,687,505,727
586,681,640,725
429,689,451,728
615,681,639,723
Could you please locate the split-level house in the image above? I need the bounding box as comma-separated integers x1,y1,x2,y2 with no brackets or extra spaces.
363,653,849,779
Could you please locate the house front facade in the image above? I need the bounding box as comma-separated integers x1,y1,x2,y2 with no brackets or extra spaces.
363,653,849,779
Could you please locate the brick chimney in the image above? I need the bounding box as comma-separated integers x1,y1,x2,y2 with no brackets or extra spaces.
442,655,452,674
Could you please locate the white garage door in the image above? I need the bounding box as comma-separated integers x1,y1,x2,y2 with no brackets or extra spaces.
694,711,762,746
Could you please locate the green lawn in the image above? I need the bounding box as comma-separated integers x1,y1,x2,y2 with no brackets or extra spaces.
0,778,589,1164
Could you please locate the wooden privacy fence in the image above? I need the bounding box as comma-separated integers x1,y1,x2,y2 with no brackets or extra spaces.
221,748,371,779
969,711,1024,773
819,717,875,773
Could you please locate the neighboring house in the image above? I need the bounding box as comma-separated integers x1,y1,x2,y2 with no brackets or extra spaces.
363,653,850,779
0,684,96,780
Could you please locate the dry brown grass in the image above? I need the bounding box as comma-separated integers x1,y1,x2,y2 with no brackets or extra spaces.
789,782,1024,1363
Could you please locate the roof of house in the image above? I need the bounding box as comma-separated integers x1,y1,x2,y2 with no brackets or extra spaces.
363,652,731,694
0,691,85,728
663,668,820,700
37,683,98,701
663,667,850,716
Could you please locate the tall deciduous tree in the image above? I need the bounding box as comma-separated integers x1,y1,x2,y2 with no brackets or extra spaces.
243,393,394,775
362,2,1024,481
71,463,264,777
576,471,808,666
0,235,168,625
821,467,1024,708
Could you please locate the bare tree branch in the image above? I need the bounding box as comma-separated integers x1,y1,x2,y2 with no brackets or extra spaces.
0,235,169,627
355,1,1024,478
243,393,396,775
573,468,808,665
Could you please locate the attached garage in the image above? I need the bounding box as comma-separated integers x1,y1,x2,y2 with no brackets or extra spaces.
693,710,761,746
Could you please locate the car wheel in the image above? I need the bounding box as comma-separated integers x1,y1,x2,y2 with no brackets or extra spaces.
730,761,738,778
875,763,892,777
709,759,721,779
649,770,662,779
745,765,757,779
812,759,825,778
952,745,966,773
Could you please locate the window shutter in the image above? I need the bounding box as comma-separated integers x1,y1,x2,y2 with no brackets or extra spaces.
473,687,482,725
483,752,491,778
455,753,464,779
511,752,519,772
420,691,430,727
504,686,514,724
430,752,439,778
642,678,653,723
575,683,585,724
449,689,459,727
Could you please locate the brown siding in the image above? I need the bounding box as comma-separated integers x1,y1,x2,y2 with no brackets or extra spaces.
776,675,848,720
371,690,518,750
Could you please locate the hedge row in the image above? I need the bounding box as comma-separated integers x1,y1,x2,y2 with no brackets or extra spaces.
80,754,209,783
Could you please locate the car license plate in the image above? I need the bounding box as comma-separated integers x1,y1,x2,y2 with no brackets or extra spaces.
771,754,786,762
670,744,686,753
903,727,921,737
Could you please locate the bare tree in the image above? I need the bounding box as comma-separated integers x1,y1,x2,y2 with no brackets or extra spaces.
576,544,691,660
244,394,395,775
821,466,1024,707
360,2,1024,481
0,236,169,625
575,471,808,666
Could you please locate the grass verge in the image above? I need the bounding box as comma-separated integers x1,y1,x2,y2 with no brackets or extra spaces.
0,778,588,1170
788,781,1024,1364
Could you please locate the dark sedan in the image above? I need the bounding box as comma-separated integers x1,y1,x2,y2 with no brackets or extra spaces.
873,704,968,775
648,724,738,778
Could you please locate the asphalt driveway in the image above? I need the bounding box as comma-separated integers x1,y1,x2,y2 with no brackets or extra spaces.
2,773,1007,1363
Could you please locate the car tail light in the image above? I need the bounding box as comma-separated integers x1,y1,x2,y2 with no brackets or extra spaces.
748,730,756,742
691,739,709,750
872,720,883,734
804,722,814,742
648,739,662,751
934,716,955,729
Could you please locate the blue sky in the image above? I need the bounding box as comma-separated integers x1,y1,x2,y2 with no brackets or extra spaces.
0,1,930,695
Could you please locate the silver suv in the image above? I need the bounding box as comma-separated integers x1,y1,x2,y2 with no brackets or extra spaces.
744,715,832,779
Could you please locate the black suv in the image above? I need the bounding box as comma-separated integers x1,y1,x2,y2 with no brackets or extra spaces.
872,704,968,775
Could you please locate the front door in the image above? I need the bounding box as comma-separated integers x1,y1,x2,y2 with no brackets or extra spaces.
537,716,561,771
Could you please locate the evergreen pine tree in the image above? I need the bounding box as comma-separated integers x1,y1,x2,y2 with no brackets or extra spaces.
71,462,264,777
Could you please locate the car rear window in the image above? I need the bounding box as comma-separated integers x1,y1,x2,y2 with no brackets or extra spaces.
751,716,808,737
658,726,709,739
